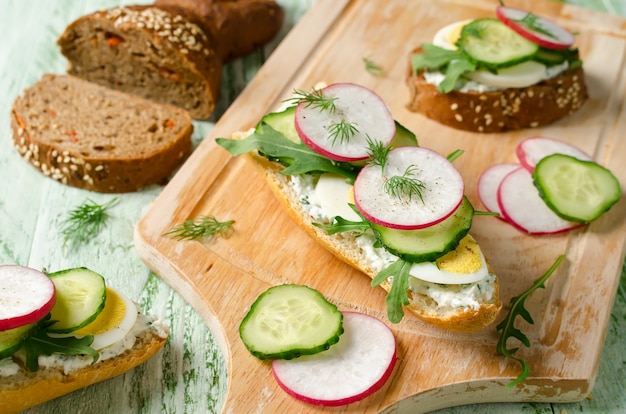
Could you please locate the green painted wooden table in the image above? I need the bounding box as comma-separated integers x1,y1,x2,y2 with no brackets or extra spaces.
1,0,624,413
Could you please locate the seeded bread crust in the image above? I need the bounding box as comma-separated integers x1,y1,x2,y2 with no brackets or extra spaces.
406,47,588,133
11,74,193,193
155,0,285,62
0,322,168,414
57,5,222,119
232,130,502,332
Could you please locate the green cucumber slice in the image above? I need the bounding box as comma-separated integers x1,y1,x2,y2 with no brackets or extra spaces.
0,324,34,358
459,18,538,69
533,154,621,223
390,121,418,147
372,196,474,263
260,106,299,143
239,284,343,360
47,267,107,334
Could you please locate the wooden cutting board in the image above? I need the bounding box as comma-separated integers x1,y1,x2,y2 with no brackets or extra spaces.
134,0,626,412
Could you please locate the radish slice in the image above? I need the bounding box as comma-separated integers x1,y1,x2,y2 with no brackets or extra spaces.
353,146,464,230
496,6,575,50
272,312,396,407
516,136,593,172
294,83,396,162
0,265,56,331
497,167,580,234
477,163,519,214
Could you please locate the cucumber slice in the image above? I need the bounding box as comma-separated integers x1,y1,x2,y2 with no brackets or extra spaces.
390,121,418,147
239,284,343,360
0,324,34,359
260,106,299,143
459,18,538,69
533,154,621,223
47,267,107,334
372,196,474,263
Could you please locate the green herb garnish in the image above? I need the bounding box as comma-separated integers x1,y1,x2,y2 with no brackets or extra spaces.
367,138,391,171
59,197,118,251
163,215,235,241
284,88,337,113
328,120,359,145
371,258,412,323
384,165,426,202
411,44,477,93
514,12,557,40
22,315,99,372
496,254,565,388
363,57,385,76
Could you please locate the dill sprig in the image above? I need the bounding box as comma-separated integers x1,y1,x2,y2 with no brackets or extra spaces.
59,197,118,251
328,121,358,145
366,138,392,172
284,88,337,113
383,165,426,202
363,56,385,76
516,12,558,40
163,215,235,241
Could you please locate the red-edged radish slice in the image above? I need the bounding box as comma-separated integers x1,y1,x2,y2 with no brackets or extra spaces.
272,312,396,407
516,136,592,172
353,146,464,230
294,83,396,162
497,167,580,234
496,6,575,50
477,163,519,214
0,265,56,331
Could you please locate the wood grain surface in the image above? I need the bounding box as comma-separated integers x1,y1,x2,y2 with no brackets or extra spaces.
0,0,624,413
134,0,626,413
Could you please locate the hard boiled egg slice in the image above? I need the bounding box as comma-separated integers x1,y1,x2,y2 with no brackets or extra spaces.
72,287,137,350
432,20,472,50
466,60,548,88
314,173,361,221
408,236,490,284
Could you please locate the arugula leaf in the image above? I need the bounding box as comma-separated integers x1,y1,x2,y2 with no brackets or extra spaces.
496,254,565,388
216,124,358,181
371,258,412,323
313,215,370,236
411,44,476,93
22,317,99,372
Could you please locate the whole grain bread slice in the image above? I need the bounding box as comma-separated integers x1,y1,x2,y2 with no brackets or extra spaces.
57,5,222,119
406,47,588,133
11,73,193,193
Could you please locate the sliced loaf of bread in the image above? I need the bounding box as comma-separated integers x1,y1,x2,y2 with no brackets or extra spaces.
57,5,222,119
10,74,193,193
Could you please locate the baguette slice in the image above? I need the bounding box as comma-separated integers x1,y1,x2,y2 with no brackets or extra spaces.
0,317,168,414
11,73,192,193
232,130,502,332
406,47,588,133
57,5,222,119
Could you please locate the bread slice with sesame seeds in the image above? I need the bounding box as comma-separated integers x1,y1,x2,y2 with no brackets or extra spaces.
10,73,193,193
57,5,222,119
406,47,588,133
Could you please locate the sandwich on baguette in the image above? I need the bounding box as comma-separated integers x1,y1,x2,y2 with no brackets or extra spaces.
407,5,587,132
217,82,502,332
0,266,169,414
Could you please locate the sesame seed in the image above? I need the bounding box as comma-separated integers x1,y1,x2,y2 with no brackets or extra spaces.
454,114,463,122
450,103,458,111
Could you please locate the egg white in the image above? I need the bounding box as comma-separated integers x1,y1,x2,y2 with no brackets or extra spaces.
314,173,360,221
87,288,138,350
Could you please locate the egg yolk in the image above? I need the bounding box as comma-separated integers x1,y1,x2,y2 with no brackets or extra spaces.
435,236,482,274
73,287,126,336
447,22,466,48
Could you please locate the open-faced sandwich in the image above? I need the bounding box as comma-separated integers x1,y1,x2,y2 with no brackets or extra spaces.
406,5,587,132
0,266,169,413
217,82,502,331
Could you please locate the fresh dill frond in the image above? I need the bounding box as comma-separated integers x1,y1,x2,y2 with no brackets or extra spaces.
327,121,358,145
59,197,118,251
384,165,426,202
366,138,392,173
283,88,337,113
163,215,235,241
363,57,385,76
516,13,557,40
